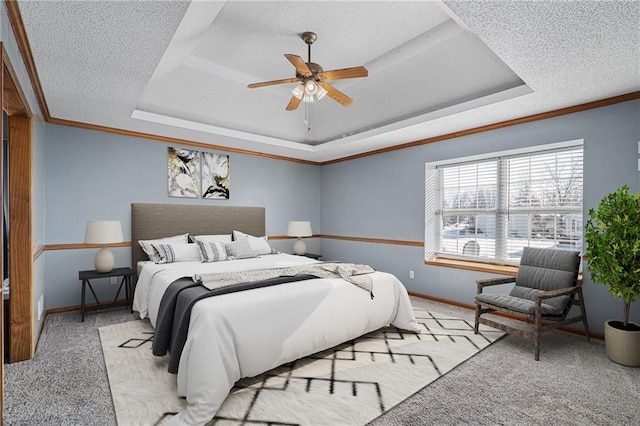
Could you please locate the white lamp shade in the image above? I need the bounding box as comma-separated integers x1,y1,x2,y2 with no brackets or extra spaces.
287,221,312,237
84,220,124,244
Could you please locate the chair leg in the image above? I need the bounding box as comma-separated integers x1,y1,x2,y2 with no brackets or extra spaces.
534,311,542,361
577,287,590,342
474,304,481,334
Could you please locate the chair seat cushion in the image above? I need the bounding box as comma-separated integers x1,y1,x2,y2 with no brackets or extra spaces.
509,285,570,313
475,292,565,316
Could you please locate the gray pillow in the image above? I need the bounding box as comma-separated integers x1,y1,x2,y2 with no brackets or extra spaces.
225,239,257,259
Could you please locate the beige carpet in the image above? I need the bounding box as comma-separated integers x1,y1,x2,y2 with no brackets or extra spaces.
99,308,503,425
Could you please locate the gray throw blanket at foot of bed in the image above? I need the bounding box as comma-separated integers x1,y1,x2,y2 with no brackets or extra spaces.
195,263,376,295
152,274,319,373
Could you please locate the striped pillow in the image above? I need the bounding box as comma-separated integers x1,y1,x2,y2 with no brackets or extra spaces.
151,243,177,264
151,243,201,264
139,233,188,262
197,240,229,263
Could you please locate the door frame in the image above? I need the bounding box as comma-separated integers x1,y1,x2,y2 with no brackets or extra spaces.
2,43,34,368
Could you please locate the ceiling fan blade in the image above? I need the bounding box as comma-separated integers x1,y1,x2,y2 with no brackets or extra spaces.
285,54,312,77
318,66,368,81
286,95,302,111
247,77,300,89
318,82,353,107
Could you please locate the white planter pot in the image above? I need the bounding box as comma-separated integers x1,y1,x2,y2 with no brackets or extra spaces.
604,320,640,367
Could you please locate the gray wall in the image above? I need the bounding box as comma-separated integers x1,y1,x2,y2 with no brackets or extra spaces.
33,120,47,333
44,124,321,309
320,99,640,334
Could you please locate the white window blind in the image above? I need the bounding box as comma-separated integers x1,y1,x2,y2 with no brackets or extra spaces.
431,145,583,264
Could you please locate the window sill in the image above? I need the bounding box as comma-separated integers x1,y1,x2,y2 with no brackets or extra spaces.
425,257,583,283
425,258,519,276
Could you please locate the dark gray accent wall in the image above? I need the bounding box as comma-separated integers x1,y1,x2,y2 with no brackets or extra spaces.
44,124,321,309
320,100,640,334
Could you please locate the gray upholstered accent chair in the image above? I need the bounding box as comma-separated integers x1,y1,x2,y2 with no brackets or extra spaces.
474,247,589,360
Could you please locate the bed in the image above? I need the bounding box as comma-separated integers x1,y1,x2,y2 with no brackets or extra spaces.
130,203,420,425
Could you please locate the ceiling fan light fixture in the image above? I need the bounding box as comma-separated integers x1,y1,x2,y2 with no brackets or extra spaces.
293,79,326,103
316,84,328,100
292,83,304,100
304,80,318,96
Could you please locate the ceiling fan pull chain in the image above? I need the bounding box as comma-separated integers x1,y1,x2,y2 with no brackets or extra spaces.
304,102,311,133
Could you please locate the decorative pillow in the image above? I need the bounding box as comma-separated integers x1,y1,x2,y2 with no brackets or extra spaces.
225,238,257,259
190,234,232,244
231,230,277,254
245,235,274,255
197,240,229,263
232,230,269,241
151,243,200,264
139,234,189,262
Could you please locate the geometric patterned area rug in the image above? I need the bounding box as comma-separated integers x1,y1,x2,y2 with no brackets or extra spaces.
99,309,503,425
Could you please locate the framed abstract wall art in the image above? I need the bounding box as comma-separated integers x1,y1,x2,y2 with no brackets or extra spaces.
201,152,230,200
167,147,230,199
167,147,200,198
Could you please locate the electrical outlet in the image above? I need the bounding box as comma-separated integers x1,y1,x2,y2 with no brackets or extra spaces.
110,277,118,285
409,270,415,279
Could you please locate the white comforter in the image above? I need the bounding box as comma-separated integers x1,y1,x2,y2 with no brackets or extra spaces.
132,254,419,425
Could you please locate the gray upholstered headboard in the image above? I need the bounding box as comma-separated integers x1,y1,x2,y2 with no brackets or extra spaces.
131,203,265,271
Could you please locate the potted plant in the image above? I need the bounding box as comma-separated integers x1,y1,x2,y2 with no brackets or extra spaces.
585,185,640,366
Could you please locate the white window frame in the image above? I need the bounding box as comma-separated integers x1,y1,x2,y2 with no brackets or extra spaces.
425,139,584,265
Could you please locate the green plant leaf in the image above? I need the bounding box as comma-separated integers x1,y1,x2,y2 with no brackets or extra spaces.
585,185,640,325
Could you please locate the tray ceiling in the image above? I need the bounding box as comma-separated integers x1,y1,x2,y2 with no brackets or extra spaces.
16,1,640,162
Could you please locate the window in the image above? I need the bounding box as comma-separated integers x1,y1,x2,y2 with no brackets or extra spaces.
425,141,583,265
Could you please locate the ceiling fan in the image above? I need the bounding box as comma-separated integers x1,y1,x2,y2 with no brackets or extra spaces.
247,32,368,111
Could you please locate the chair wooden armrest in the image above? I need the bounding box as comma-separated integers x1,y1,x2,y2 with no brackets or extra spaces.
536,286,580,300
476,276,516,293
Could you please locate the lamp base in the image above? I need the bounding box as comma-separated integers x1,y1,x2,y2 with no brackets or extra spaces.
293,238,307,255
95,246,115,273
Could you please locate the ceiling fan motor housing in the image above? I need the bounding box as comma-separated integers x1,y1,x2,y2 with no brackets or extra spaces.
296,62,323,80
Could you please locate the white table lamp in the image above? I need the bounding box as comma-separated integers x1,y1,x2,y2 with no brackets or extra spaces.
287,221,312,255
84,220,124,273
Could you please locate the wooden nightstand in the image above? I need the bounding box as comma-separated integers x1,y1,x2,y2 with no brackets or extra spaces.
78,267,133,322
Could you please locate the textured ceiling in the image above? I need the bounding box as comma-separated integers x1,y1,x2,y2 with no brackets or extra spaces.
17,1,640,162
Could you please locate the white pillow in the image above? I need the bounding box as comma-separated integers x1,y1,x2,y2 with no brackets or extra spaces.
197,240,229,263
190,234,232,244
139,234,188,262
232,230,269,241
233,231,277,256
151,242,200,264
245,235,273,255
